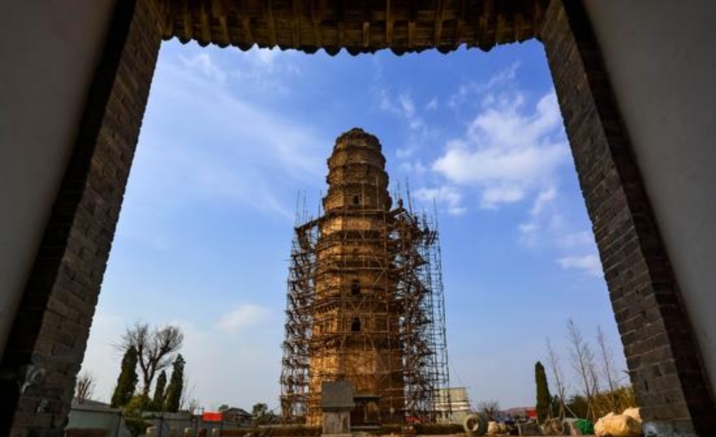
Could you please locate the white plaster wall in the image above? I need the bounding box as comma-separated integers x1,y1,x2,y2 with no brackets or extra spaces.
584,0,716,395
0,0,116,357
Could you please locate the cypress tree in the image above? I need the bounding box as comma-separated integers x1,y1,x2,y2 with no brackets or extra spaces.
535,361,552,423
165,354,185,412
152,370,167,411
111,346,139,408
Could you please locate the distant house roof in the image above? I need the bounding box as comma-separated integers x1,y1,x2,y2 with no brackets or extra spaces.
71,397,112,409
223,407,252,418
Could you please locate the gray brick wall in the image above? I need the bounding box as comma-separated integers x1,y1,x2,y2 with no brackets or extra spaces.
541,0,715,435
0,0,162,435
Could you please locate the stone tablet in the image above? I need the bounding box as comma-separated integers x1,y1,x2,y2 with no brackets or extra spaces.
321,381,355,411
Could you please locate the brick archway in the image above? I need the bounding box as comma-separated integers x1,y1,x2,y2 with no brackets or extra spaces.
1,0,713,435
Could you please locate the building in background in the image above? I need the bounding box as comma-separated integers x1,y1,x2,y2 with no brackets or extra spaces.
435,387,472,424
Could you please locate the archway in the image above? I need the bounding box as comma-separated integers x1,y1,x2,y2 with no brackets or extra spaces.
0,0,713,435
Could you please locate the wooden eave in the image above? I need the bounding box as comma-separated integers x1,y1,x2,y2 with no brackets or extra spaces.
157,0,548,55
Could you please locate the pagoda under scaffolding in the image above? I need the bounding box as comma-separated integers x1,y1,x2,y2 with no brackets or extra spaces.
279,128,450,426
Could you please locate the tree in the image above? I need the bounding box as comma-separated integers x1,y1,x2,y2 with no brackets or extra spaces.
566,319,599,420
219,404,230,412
476,400,500,421
124,395,151,437
545,338,569,420
151,370,167,411
252,403,268,417
75,371,95,404
534,361,551,423
595,325,621,413
119,322,184,398
188,399,201,415
252,402,276,424
596,326,618,393
111,346,139,408
165,354,185,412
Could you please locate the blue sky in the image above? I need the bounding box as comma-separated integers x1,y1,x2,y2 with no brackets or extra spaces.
81,39,627,412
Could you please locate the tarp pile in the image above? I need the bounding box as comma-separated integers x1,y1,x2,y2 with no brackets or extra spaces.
594,407,642,437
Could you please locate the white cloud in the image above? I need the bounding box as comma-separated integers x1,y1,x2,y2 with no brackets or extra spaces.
414,185,466,216
516,185,560,247
558,231,594,248
399,93,416,118
133,50,329,220
180,53,227,82
216,304,272,334
557,254,603,277
518,222,540,247
531,186,558,216
398,161,428,175
432,92,568,209
448,62,520,109
376,89,439,159
426,97,438,111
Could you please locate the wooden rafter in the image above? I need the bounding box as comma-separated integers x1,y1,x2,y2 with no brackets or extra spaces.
408,1,418,48
266,0,277,47
198,0,211,46
212,0,231,47
386,0,393,45
163,0,545,55
453,0,466,47
291,0,301,47
311,0,323,47
362,0,371,47
433,0,445,47
240,0,253,45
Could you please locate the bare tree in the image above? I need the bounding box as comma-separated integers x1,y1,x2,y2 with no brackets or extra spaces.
179,379,196,412
75,371,95,403
187,399,201,415
119,322,184,398
477,400,500,421
565,319,599,420
596,326,618,393
596,326,623,413
546,339,567,420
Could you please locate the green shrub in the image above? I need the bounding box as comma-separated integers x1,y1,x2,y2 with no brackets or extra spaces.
124,418,150,437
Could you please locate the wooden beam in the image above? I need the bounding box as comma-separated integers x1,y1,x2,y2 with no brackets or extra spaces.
266,0,278,47
408,0,418,48
182,0,193,42
199,0,212,45
291,0,302,46
514,12,523,41
453,0,466,47
212,0,231,46
496,13,504,44
334,0,345,47
477,0,494,50
239,0,254,44
362,0,371,47
386,0,393,45
311,0,323,47
433,0,445,47
533,0,545,39
162,0,174,39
